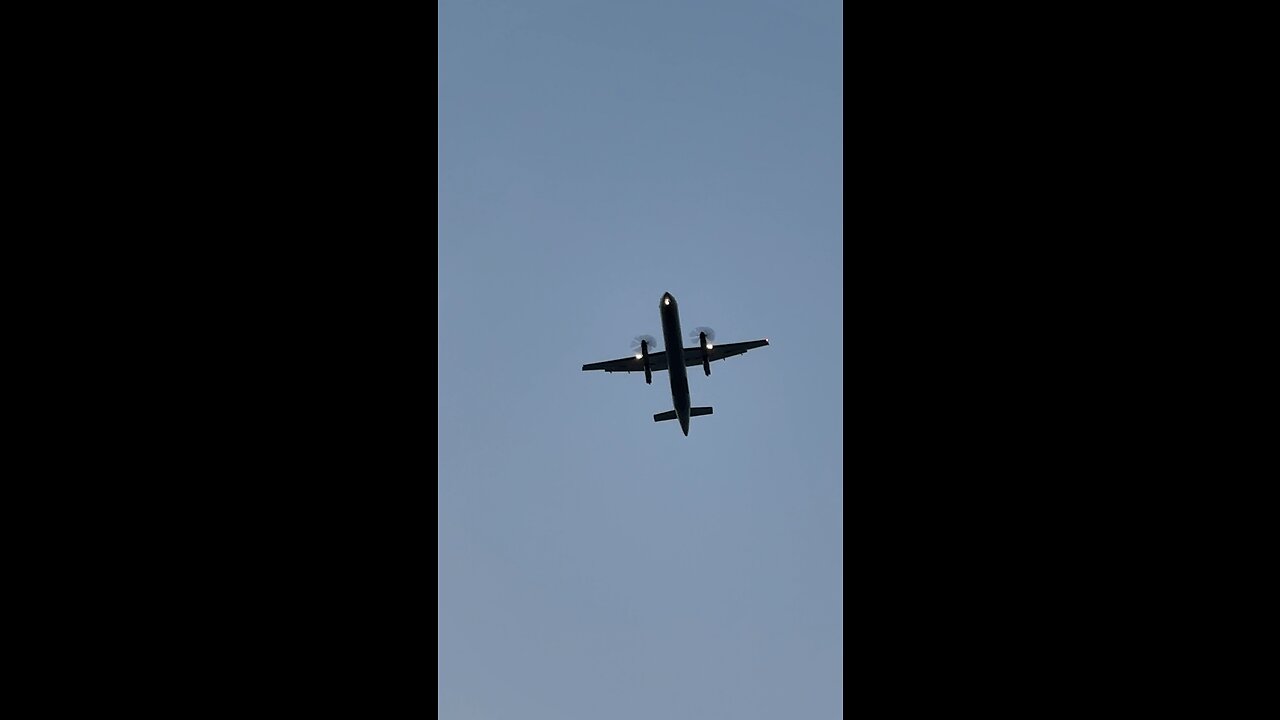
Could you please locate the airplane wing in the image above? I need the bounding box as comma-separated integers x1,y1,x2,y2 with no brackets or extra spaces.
582,352,670,373
581,339,768,373
681,339,769,366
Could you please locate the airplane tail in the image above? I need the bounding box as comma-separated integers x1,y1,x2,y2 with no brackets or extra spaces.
653,407,713,422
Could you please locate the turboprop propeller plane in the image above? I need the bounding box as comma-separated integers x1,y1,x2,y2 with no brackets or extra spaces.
581,292,769,436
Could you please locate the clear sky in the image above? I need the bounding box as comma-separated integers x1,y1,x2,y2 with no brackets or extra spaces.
439,1,842,717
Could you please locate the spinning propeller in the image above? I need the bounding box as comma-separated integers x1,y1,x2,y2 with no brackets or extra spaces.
689,326,716,349
631,335,658,356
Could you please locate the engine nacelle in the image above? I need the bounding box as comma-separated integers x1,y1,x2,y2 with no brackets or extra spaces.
641,340,652,384
700,331,711,376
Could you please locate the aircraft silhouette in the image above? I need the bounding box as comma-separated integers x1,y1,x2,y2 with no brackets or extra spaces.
582,292,769,436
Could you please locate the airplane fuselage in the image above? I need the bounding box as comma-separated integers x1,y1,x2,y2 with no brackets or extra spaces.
659,292,691,435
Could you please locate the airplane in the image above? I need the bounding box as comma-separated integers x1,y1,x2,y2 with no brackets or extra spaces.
581,292,769,436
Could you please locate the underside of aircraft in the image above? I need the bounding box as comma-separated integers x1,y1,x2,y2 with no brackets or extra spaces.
582,292,768,436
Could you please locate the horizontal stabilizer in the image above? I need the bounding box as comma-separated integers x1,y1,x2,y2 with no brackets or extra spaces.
654,408,713,422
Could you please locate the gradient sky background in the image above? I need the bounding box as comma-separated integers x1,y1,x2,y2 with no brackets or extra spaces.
439,1,842,717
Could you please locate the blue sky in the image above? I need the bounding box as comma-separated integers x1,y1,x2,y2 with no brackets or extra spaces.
439,1,842,717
